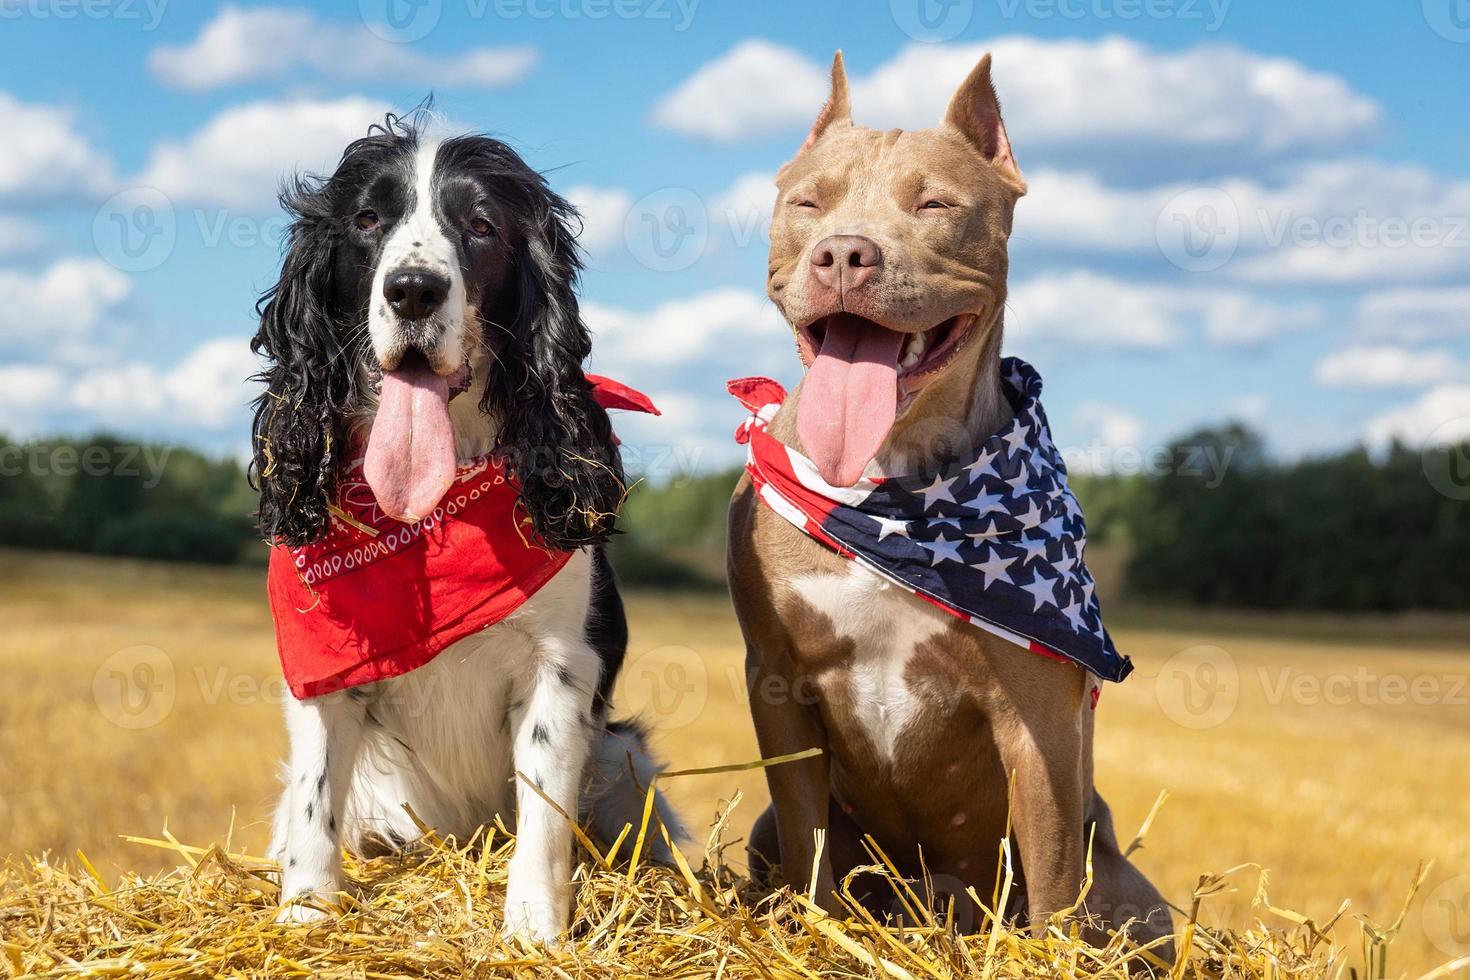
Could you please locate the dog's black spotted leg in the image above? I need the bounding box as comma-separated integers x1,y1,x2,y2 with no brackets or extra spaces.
272,690,368,923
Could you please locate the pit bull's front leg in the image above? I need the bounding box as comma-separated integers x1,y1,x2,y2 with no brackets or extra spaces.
991,659,1087,933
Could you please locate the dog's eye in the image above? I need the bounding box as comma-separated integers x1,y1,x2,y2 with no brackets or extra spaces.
792,199,819,210
355,210,380,231
469,217,495,238
919,200,950,211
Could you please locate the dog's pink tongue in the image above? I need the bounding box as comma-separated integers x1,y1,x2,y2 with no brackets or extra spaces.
364,355,455,522
797,315,904,487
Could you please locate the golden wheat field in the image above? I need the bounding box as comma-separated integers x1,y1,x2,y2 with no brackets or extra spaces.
2,548,1469,976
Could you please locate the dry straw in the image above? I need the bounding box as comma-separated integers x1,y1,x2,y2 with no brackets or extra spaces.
1,755,1459,979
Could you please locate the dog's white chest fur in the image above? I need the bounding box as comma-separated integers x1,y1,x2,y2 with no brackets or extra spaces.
790,564,949,762
343,620,538,842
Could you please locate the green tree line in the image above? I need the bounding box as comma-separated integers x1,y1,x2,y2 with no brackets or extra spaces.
2,429,1466,611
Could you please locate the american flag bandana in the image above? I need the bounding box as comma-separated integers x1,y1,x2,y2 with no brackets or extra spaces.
729,357,1132,684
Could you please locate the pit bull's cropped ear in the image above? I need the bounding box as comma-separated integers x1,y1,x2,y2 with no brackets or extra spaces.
944,54,1023,185
800,50,851,152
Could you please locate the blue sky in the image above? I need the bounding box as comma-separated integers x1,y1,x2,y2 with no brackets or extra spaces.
3,0,1469,477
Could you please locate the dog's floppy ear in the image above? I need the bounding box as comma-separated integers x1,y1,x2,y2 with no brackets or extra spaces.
490,181,625,551
944,54,1024,189
799,50,852,152
249,180,355,547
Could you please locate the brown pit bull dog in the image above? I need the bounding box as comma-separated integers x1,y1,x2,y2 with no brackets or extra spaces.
727,52,1173,953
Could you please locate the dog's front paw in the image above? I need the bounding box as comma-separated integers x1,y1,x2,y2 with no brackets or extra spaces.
501,881,568,946
275,883,340,924
275,901,331,925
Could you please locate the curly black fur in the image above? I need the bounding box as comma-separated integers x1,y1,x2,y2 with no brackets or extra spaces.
439,136,624,551
249,119,416,546
249,115,624,551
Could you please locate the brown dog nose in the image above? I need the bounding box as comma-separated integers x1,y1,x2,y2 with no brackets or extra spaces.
810,235,882,291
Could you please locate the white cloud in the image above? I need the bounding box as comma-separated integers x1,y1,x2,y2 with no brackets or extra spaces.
653,37,1378,173
584,287,788,375
0,259,131,354
1356,288,1470,342
1007,272,1180,349
650,40,829,144
162,337,264,428
858,38,1376,167
1200,292,1325,347
1019,170,1164,251
1224,393,1270,425
612,390,733,476
1072,402,1144,450
136,96,393,210
65,338,260,432
1363,385,1470,450
0,92,115,200
712,171,778,247
1225,161,1470,284
564,185,632,254
1005,270,1322,351
0,365,65,415
1315,346,1466,389
0,336,259,443
149,5,536,91
0,215,45,256
583,288,798,473
1023,160,1470,284
556,177,778,261
1058,402,1151,476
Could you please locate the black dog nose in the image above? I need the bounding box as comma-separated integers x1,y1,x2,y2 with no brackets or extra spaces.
383,268,449,321
810,235,882,291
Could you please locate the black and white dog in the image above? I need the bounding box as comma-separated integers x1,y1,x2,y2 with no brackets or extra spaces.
250,115,679,942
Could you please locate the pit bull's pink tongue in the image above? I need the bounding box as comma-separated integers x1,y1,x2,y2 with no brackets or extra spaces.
797,315,904,487
364,354,455,522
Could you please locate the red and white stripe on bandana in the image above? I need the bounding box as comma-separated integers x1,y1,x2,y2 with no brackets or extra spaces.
729,357,1130,695
267,375,657,700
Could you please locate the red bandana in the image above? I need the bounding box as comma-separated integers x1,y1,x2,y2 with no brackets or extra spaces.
268,375,656,700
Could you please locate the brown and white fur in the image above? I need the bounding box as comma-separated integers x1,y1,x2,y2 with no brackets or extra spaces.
251,117,681,943
727,54,1173,954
